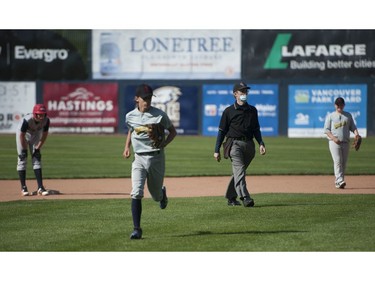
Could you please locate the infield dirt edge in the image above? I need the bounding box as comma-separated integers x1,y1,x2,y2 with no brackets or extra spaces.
1,175,375,202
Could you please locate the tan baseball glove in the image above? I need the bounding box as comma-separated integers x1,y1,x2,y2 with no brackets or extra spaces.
352,135,362,151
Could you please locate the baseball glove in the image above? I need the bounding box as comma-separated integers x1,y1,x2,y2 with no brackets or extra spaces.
33,149,41,161
352,135,362,151
146,123,166,149
18,149,28,161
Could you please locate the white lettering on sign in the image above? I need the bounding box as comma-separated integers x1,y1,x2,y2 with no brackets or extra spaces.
15,46,69,62
282,44,366,57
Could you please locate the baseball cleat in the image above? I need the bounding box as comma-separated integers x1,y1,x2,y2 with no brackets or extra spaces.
21,186,30,196
37,186,49,196
130,228,143,239
335,181,346,189
160,186,168,209
243,196,255,207
227,199,241,206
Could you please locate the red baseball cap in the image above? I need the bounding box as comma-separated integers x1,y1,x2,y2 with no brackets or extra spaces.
33,104,47,115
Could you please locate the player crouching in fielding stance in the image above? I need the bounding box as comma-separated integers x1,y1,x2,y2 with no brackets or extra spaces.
16,104,50,196
123,84,177,239
214,82,266,207
324,97,361,189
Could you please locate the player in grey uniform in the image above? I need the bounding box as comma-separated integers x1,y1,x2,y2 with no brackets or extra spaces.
16,104,50,196
324,97,360,189
123,84,177,239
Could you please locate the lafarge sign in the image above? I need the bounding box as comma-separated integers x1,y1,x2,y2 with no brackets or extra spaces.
242,30,375,79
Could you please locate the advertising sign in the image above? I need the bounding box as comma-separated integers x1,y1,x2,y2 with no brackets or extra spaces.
0,82,36,133
242,30,375,79
202,84,279,136
288,84,367,137
43,83,118,133
124,85,198,135
92,30,241,80
0,30,89,80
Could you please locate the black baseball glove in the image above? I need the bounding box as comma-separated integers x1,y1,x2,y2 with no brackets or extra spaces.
18,149,28,161
33,149,42,161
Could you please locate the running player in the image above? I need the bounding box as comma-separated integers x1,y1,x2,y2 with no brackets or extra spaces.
123,84,177,239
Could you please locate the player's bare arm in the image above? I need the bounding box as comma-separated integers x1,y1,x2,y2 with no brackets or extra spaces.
163,125,177,147
35,131,48,150
325,131,341,144
123,130,132,158
19,132,28,150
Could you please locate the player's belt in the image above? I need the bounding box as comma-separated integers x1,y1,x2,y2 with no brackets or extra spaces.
232,137,251,141
136,151,161,156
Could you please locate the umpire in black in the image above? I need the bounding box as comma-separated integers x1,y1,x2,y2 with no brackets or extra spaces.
214,82,266,207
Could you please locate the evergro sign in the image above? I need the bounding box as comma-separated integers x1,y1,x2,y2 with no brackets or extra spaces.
15,46,69,63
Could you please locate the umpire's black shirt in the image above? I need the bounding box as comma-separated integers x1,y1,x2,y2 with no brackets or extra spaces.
219,101,264,145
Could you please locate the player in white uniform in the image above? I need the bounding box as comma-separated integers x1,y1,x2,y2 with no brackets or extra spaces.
123,84,177,239
324,97,360,189
16,104,50,196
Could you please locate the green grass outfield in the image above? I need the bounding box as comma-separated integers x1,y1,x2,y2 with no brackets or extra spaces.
1,134,374,179
1,135,374,252
1,194,374,251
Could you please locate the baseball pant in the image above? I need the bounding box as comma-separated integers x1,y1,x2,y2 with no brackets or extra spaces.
131,151,165,201
16,131,42,171
225,139,255,200
329,141,350,184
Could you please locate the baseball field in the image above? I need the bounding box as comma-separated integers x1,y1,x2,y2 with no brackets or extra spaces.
0,135,374,279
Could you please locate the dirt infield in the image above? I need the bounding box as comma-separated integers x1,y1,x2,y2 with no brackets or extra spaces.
1,175,375,202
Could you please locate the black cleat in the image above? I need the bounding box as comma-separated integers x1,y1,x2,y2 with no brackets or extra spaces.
243,197,255,207
21,186,29,196
227,198,241,206
130,228,143,240
160,186,168,209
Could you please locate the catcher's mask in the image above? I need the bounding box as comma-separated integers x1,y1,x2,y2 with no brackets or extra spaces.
33,104,47,118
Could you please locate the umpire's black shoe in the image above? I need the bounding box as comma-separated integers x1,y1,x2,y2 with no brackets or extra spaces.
227,198,241,206
160,186,168,209
243,196,255,207
130,228,142,240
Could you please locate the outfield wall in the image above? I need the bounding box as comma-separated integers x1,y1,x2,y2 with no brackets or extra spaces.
0,30,374,136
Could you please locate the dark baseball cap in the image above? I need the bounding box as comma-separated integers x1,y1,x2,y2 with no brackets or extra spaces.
335,97,345,105
136,84,154,98
233,82,251,93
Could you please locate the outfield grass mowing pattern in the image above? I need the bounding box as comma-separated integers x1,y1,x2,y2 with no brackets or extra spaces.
1,135,375,179
1,194,374,251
